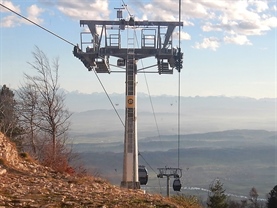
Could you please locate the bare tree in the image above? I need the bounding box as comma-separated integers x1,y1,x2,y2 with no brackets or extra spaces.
17,83,40,155
18,46,72,169
249,187,262,208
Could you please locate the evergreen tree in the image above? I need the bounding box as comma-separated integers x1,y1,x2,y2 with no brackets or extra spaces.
0,85,21,139
267,185,277,208
207,178,228,208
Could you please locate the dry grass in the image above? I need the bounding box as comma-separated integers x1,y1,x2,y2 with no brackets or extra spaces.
170,195,203,208
19,152,37,163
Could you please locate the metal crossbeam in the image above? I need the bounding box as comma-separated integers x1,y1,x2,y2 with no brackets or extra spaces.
80,20,183,27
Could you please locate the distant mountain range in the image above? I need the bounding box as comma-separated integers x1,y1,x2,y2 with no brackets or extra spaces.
65,91,275,113
65,92,275,141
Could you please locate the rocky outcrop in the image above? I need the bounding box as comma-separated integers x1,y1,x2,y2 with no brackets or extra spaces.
0,133,20,167
0,133,200,208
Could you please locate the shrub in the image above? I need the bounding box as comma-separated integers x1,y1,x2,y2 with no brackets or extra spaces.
171,194,203,208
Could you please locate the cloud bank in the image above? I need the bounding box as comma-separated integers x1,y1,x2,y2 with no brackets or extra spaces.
1,0,276,50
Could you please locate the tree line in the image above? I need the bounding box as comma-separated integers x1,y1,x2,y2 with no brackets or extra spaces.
0,46,75,174
206,178,277,208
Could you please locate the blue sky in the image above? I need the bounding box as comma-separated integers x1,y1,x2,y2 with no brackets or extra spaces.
0,0,276,98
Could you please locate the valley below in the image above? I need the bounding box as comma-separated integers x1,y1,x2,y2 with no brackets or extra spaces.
66,93,276,202
71,129,276,201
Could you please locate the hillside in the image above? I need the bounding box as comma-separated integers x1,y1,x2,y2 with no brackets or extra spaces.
0,133,202,208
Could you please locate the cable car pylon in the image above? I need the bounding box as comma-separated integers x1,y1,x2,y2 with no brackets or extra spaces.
73,8,183,189
157,167,182,197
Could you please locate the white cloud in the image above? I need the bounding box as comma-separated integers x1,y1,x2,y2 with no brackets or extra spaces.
139,2,177,21
0,1,44,27
56,0,109,20
0,0,20,13
26,4,44,24
200,0,228,9
264,16,277,28
137,0,209,23
183,1,211,19
249,0,269,13
0,14,20,27
181,31,191,40
224,35,252,45
1,0,275,48
131,0,276,49
202,22,222,32
173,31,191,41
194,37,220,51
0,0,21,27
199,0,276,37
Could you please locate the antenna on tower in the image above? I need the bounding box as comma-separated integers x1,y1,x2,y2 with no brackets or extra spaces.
115,6,126,30
114,6,124,20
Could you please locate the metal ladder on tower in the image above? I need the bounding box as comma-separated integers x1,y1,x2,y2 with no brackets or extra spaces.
126,29,135,151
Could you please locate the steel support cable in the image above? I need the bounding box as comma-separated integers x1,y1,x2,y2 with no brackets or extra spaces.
121,0,132,17
91,69,125,127
133,31,170,170
177,0,182,169
141,69,163,145
0,3,76,47
133,32,165,150
138,152,157,174
138,151,162,194
274,1,277,184
133,25,171,163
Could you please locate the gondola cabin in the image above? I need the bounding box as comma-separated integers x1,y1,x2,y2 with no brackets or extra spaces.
173,178,182,191
139,165,148,185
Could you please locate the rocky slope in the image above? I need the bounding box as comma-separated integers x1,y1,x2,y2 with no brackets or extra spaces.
0,133,202,207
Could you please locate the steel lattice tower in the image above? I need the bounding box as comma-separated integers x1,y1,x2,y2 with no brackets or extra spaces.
73,16,183,189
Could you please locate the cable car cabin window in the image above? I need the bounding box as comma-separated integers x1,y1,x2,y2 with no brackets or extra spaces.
173,178,182,191
139,166,148,185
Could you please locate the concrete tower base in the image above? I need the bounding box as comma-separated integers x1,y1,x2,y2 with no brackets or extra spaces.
120,181,140,189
